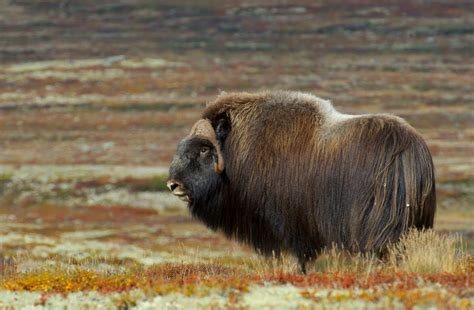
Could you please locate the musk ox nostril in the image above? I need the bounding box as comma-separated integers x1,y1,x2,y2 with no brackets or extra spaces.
167,181,179,192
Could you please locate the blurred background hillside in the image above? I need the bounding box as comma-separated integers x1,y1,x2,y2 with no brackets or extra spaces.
0,0,472,263
0,0,472,174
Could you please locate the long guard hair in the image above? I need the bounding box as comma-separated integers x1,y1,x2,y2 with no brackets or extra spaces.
186,91,436,271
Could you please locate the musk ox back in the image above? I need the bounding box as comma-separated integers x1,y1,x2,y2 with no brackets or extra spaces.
167,91,436,273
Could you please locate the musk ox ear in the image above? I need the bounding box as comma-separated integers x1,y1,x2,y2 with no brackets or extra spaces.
189,119,225,174
215,115,231,144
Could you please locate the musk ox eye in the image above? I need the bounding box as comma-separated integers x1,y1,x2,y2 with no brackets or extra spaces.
200,147,210,155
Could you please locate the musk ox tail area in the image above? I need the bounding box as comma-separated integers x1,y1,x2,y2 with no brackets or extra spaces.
346,116,436,254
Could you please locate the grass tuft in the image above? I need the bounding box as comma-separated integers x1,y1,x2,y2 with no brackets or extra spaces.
248,230,470,275
246,253,299,277
313,247,381,275
388,229,469,273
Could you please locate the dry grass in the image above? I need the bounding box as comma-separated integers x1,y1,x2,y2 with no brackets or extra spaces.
246,252,299,277
312,247,381,275
388,229,469,273
246,229,470,276
245,250,381,276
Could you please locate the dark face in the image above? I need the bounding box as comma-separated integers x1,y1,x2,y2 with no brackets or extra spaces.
167,137,221,204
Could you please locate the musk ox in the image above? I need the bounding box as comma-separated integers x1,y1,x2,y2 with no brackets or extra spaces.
167,91,436,273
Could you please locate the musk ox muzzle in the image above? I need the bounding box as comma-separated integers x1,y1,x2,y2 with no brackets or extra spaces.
166,180,190,202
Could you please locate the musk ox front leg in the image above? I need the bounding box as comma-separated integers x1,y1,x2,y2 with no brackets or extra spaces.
286,235,321,274
299,256,308,274
294,248,318,274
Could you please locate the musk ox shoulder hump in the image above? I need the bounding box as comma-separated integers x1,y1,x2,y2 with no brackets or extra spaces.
203,90,355,129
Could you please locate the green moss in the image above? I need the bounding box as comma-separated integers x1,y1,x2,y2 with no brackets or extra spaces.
76,174,171,193
38,187,78,201
125,174,169,192
0,174,13,182
438,179,474,198
0,174,13,194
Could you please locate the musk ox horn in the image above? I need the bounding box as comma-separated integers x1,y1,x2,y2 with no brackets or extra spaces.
189,119,225,174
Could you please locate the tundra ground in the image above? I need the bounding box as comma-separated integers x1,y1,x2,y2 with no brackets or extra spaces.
0,166,472,308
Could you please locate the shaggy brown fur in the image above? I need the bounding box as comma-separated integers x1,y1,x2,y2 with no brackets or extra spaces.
168,91,436,273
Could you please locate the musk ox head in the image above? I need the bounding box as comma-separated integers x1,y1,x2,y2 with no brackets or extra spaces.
167,119,226,204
